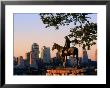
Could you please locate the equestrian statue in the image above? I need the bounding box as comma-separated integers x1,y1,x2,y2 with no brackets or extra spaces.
52,36,79,68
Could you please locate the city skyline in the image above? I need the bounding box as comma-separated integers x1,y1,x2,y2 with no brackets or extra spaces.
14,42,96,61
14,13,97,61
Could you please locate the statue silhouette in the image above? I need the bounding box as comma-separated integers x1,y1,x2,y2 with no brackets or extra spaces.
62,36,71,57
52,36,79,67
64,36,71,49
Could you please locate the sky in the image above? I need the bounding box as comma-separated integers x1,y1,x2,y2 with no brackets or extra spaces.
14,13,97,61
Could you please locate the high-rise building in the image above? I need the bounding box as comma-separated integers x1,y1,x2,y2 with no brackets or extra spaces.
17,56,25,68
18,56,21,65
13,56,18,66
31,43,39,59
82,49,88,64
26,52,30,65
30,43,39,69
41,46,50,64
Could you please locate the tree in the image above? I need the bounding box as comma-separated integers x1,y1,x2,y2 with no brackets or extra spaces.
68,22,97,50
39,13,97,50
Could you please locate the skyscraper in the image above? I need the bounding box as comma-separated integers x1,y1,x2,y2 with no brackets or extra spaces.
31,43,39,59
18,56,22,65
13,56,18,66
82,49,88,65
17,56,25,68
26,52,30,65
41,46,50,64
30,43,39,69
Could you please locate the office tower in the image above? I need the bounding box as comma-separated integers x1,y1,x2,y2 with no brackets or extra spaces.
18,56,21,65
31,43,39,59
78,57,82,66
41,46,50,64
26,52,30,65
13,56,18,66
30,43,39,69
20,56,24,65
82,49,88,64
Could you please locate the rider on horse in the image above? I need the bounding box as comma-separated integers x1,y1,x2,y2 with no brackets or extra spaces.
62,36,71,56
64,36,71,49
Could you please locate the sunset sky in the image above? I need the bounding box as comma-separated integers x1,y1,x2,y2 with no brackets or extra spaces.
14,13,97,61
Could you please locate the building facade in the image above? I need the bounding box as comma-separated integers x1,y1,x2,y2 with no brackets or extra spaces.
31,43,39,59
82,49,89,65
41,46,50,64
26,52,30,66
30,43,39,69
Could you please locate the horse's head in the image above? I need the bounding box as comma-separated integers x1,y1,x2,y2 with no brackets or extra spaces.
52,43,57,51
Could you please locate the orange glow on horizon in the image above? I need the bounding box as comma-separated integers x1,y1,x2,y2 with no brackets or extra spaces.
14,44,97,61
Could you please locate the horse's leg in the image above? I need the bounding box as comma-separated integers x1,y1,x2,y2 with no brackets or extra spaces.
72,48,75,67
73,48,78,68
76,49,78,68
61,57,63,67
65,56,66,68
63,56,66,68
63,57,65,67
63,56,65,67
60,57,62,66
65,56,67,67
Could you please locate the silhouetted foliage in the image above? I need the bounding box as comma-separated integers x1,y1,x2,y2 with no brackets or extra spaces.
68,22,97,50
40,13,91,29
39,13,97,50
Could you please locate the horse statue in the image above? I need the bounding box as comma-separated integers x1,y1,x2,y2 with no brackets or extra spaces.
52,43,64,66
52,43,79,67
